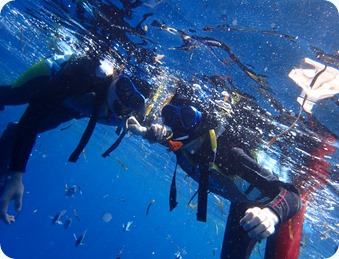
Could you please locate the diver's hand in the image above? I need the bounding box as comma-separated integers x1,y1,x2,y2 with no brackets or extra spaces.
0,172,24,224
126,116,147,136
149,124,167,141
239,207,279,240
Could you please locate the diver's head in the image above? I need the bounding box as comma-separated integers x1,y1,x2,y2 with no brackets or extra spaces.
162,104,202,132
110,75,146,117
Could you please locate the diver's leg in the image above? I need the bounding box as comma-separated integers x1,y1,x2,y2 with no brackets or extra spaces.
264,232,279,259
221,202,257,259
0,76,50,108
0,86,12,109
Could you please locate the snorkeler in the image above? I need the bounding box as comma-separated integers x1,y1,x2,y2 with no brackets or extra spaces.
0,53,152,224
127,81,302,258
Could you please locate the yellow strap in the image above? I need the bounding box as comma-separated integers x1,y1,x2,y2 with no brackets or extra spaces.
209,129,217,152
209,129,217,163
145,103,154,116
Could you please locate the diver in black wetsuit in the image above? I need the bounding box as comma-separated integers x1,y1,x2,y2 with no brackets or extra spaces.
127,82,302,258
0,54,150,224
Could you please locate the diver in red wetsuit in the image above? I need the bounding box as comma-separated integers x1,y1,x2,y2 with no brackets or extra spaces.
127,82,302,258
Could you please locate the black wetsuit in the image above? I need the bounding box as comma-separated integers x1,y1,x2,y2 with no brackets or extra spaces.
143,89,302,259
0,56,113,173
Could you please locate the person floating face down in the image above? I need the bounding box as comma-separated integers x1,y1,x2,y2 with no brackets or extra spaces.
127,97,302,258
0,54,148,224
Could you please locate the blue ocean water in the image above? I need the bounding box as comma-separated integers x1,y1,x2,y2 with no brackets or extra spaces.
0,1,338,259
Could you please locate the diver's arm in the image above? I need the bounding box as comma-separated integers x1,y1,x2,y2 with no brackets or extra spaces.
8,104,43,173
0,104,41,224
228,147,301,222
239,184,301,240
227,147,301,239
2,90,65,224
264,182,301,224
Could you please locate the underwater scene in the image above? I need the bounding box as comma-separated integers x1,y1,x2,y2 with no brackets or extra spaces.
0,0,338,258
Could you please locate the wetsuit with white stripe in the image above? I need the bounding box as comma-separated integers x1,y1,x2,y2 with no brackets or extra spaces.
143,100,301,258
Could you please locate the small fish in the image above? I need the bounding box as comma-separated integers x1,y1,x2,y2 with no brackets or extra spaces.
116,245,124,259
213,194,224,215
73,209,81,221
65,184,77,197
174,251,182,259
82,150,87,161
115,157,128,171
154,54,165,65
189,203,197,210
146,199,155,216
186,190,198,207
74,230,88,247
214,220,219,236
123,221,133,231
52,210,66,225
60,125,72,131
64,216,72,229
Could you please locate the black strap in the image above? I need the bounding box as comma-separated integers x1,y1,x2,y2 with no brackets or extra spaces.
186,190,198,207
68,76,113,162
169,161,179,211
115,126,123,135
68,95,101,163
197,165,209,222
101,130,127,158
68,113,99,162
